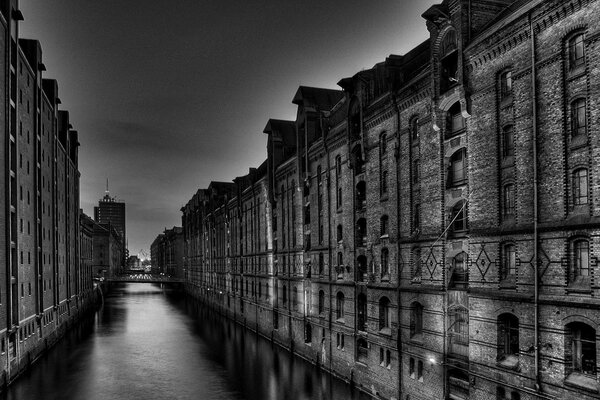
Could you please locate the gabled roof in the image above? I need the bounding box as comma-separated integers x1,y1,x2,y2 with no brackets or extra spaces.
292,86,344,110
263,119,296,147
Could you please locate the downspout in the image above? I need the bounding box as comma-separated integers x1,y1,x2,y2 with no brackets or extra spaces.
392,93,402,400
529,14,541,393
321,109,333,373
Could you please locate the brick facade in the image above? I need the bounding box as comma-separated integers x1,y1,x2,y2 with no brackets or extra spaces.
179,1,600,399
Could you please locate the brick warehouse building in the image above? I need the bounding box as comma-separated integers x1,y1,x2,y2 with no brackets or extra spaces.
179,0,600,399
0,0,91,384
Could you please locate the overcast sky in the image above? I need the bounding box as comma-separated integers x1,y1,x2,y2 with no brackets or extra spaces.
19,0,438,258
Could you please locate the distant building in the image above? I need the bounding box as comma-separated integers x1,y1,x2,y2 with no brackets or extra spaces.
151,227,184,277
127,255,141,270
179,0,600,399
79,211,95,298
0,0,89,383
92,223,123,278
94,190,126,267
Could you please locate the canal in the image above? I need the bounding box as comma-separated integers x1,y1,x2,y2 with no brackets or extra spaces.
2,283,369,400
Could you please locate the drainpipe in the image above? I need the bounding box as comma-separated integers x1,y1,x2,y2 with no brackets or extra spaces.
321,109,333,373
529,13,541,393
392,93,402,400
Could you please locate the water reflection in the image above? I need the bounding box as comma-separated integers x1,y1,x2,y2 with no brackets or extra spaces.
2,283,369,400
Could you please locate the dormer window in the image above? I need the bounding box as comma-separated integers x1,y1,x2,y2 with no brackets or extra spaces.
439,30,458,93
349,99,361,141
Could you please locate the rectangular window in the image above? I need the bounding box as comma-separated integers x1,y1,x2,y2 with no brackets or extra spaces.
571,99,587,137
573,169,588,205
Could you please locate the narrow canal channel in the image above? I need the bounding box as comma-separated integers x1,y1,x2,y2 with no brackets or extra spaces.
2,283,369,400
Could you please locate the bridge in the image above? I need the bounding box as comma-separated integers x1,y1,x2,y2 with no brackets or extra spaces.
105,272,184,284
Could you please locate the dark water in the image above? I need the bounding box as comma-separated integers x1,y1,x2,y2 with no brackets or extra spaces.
2,283,368,400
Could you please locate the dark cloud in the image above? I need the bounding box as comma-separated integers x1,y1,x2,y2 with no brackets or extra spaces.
20,0,438,256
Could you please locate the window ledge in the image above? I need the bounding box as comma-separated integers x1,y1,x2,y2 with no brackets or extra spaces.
496,354,519,370
380,234,389,240
565,372,598,393
379,327,392,336
335,318,345,324
500,96,513,108
380,194,389,202
570,134,588,150
410,334,424,345
567,66,586,81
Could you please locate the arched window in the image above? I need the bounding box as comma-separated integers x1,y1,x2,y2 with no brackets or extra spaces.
357,255,367,281
411,117,419,142
337,252,343,267
451,201,468,233
497,313,519,368
568,33,585,70
500,70,512,100
336,224,343,242
356,218,367,247
502,125,514,158
336,292,345,320
572,168,589,206
380,215,389,236
566,322,596,376
501,243,516,280
570,238,590,284
379,297,391,331
357,293,367,331
571,98,587,137
381,248,389,278
439,30,458,92
410,302,423,339
318,290,325,314
448,148,467,186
